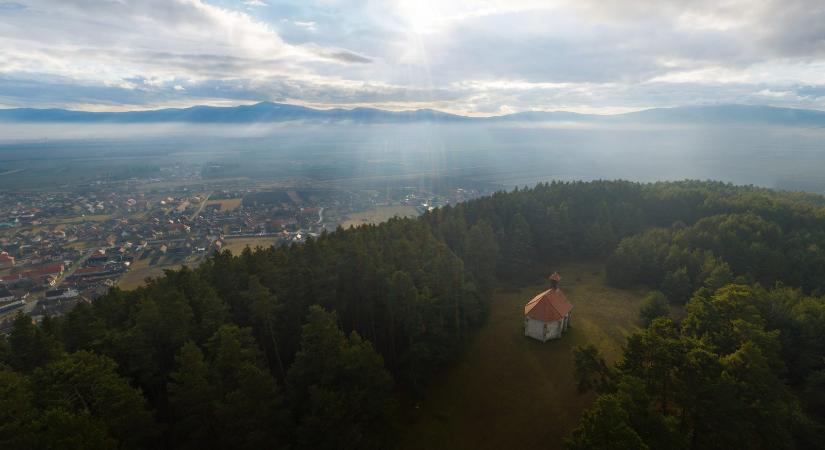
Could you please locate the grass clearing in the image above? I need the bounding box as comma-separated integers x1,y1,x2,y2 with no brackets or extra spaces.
118,258,181,290
65,241,90,250
47,214,113,224
222,237,281,254
340,205,420,229
205,198,243,211
398,261,648,450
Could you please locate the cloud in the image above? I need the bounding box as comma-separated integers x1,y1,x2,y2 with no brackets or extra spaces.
316,49,372,64
293,20,317,31
0,2,25,11
2,0,825,113
0,0,373,78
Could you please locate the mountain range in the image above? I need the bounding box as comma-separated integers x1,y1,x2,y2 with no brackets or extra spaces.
2,102,825,126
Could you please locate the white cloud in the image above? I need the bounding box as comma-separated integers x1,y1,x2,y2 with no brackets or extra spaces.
293,20,317,31
2,0,825,113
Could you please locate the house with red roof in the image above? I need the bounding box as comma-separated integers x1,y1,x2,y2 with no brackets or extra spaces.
19,262,65,287
167,223,191,234
524,272,573,342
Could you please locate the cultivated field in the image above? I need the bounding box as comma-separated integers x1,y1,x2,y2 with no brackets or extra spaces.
340,205,420,229
399,261,648,450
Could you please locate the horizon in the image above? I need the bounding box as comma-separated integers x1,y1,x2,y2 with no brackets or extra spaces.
4,100,825,118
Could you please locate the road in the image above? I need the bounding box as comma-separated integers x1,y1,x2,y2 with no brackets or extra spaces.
190,193,211,220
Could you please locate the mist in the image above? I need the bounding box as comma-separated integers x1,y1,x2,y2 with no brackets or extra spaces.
2,121,825,193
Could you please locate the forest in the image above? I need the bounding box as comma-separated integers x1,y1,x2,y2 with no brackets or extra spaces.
2,180,825,449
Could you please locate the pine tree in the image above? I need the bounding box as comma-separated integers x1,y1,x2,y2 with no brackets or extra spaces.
8,313,61,373
168,341,217,450
639,291,669,327
288,306,395,450
0,368,38,450
567,395,648,450
32,351,158,450
464,219,499,293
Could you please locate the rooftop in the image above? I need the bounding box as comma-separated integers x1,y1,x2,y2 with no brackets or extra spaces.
524,286,573,322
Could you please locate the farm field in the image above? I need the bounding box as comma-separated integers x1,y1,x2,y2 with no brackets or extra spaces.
398,261,649,450
340,205,420,229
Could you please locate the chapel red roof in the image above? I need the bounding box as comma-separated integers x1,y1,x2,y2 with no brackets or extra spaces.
524,287,573,322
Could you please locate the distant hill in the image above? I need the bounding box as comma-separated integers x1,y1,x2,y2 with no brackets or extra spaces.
490,104,825,126
1,102,825,126
0,102,471,124
615,104,825,126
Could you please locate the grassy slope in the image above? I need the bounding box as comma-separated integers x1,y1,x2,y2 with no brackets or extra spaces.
399,261,648,450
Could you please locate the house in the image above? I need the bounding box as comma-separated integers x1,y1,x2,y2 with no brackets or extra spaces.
524,272,573,342
68,265,122,281
27,262,65,282
34,262,65,276
44,288,79,300
0,300,25,316
87,249,109,266
0,288,15,303
167,223,191,234
0,273,30,288
0,252,14,268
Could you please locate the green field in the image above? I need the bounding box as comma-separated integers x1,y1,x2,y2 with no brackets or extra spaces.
399,261,648,450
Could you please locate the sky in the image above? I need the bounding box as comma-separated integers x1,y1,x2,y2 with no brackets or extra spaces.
1,0,825,114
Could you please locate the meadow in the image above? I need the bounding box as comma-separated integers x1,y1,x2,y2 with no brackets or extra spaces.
340,205,420,229
205,198,243,211
221,237,282,254
399,261,648,450
117,258,181,290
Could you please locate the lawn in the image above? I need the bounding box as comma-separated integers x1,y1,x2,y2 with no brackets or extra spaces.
340,205,420,229
398,261,648,450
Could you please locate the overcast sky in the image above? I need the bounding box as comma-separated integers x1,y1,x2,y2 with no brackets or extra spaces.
1,0,825,114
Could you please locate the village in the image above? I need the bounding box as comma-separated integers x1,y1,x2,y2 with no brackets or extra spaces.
0,179,484,331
